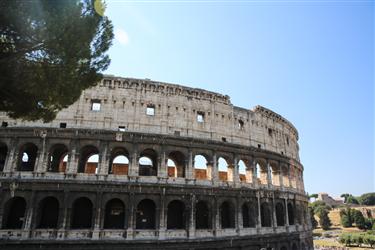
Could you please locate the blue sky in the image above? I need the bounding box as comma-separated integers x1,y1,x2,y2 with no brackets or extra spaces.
104,0,374,198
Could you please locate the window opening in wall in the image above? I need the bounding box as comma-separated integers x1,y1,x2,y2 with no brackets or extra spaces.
238,119,244,130
118,126,126,132
59,123,67,128
1,122,8,127
258,144,261,149
268,128,272,136
91,100,101,111
286,137,289,145
197,112,204,123
146,105,155,116
222,137,227,142
174,131,180,136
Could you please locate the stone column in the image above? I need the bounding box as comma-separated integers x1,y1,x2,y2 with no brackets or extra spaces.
158,192,166,239
188,194,196,238
35,137,48,173
158,149,168,179
279,163,284,189
256,192,261,232
213,198,219,236
211,152,218,183
236,196,242,234
266,161,272,187
185,150,194,180
126,193,135,239
98,142,109,176
287,164,292,188
251,159,257,187
92,193,103,239
58,191,69,239
3,139,18,173
128,147,139,177
24,191,36,238
233,155,239,186
285,198,290,232
66,142,78,175
272,196,277,229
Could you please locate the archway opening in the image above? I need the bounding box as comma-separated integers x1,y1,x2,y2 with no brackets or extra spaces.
71,197,93,229
2,197,26,229
0,143,8,171
288,203,295,225
78,146,99,174
167,200,185,229
292,243,298,250
194,155,211,180
276,202,285,226
167,151,185,178
220,201,235,228
261,202,272,227
136,199,156,229
48,144,68,172
255,161,268,185
218,157,233,182
18,143,38,171
270,162,280,186
104,199,125,229
238,159,250,183
195,201,210,229
139,149,157,176
37,197,59,228
109,148,129,175
242,203,250,228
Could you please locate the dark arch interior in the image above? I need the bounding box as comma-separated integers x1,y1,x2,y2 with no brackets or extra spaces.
242,202,257,228
139,149,157,176
288,203,295,225
0,143,8,171
78,146,99,174
167,200,185,229
71,197,93,229
292,243,298,250
37,197,59,228
220,201,235,229
104,199,125,229
109,148,129,175
48,144,68,172
261,202,272,227
281,247,288,250
2,197,26,229
276,202,285,226
18,143,38,171
136,199,156,229
195,201,210,229
167,151,186,178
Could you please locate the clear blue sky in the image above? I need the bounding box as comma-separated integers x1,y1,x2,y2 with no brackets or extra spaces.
103,0,374,198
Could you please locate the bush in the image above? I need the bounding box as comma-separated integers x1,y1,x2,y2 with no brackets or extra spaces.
353,210,366,229
340,207,353,227
339,233,352,246
359,193,375,206
363,234,375,248
318,209,331,230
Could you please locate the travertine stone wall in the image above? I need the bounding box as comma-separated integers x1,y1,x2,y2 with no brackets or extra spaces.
0,76,300,162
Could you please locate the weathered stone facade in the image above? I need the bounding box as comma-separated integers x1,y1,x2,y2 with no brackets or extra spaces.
0,76,312,249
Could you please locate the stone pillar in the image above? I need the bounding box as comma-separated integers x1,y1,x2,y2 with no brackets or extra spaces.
126,193,135,239
35,137,48,173
158,192,166,239
158,149,167,179
272,196,277,229
128,147,139,177
98,142,109,176
211,152,218,183
256,192,261,232
251,159,257,187
267,161,272,187
188,194,196,238
233,156,239,186
92,193,103,239
236,196,242,234
58,191,69,239
287,164,292,188
185,150,194,180
279,163,284,189
24,191,36,237
285,198,290,231
3,139,17,173
213,198,219,236
66,143,78,174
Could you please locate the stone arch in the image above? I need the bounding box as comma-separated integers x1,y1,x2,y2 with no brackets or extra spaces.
2,197,27,229
269,161,280,186
78,145,99,174
238,159,251,183
292,243,298,250
261,202,272,227
280,246,288,250
104,198,125,229
109,147,129,175
242,201,256,228
275,202,285,226
220,200,235,229
167,151,186,178
195,200,211,229
218,156,233,182
288,202,295,225
139,149,158,176
37,196,59,228
254,158,268,185
281,164,290,187
193,154,211,180
17,143,38,171
71,197,93,229
0,142,8,172
48,144,69,172
167,200,185,229
136,199,156,229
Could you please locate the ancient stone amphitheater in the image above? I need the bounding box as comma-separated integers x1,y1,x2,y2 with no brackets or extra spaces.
0,76,312,250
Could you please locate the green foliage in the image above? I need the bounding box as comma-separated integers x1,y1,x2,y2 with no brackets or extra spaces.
309,208,318,229
363,234,375,248
358,193,375,206
309,201,331,215
340,193,359,204
0,0,114,121
353,209,366,229
309,193,318,199
340,232,375,248
317,209,331,230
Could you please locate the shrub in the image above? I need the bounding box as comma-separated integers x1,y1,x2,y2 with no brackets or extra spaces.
358,193,375,206
318,209,331,230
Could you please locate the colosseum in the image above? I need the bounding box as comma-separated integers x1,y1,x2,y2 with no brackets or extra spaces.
0,76,312,250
